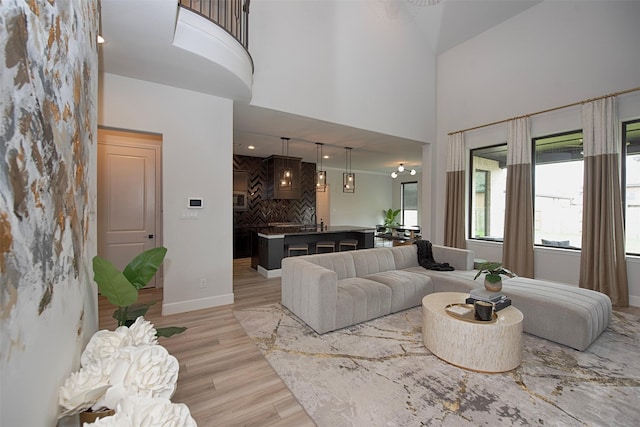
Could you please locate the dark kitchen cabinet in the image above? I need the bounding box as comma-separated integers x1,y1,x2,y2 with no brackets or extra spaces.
233,228,253,259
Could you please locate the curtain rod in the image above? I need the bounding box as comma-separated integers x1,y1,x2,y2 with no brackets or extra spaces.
448,86,640,136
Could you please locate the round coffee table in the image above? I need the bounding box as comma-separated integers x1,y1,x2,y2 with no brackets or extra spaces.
422,292,523,373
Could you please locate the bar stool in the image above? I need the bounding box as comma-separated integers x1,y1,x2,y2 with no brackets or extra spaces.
287,243,309,257
315,241,335,253
338,239,358,251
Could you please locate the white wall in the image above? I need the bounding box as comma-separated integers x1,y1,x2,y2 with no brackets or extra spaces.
435,1,640,305
249,0,437,143
325,167,391,227
99,73,234,314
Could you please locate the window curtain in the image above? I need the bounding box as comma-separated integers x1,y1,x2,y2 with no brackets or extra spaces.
444,132,466,248
580,97,628,307
502,117,534,278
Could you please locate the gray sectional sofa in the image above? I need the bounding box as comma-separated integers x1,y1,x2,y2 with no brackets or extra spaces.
281,244,612,351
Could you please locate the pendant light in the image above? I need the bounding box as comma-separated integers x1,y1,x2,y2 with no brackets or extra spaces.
315,143,327,192
279,137,292,191
343,147,355,193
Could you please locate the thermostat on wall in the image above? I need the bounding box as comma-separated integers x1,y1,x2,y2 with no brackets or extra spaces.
188,197,203,208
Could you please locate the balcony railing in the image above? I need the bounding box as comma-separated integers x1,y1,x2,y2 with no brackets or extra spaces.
179,0,250,49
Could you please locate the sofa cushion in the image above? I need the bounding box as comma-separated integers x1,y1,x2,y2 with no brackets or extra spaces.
304,252,356,280
364,270,433,312
389,245,419,270
335,278,393,330
502,277,611,351
281,257,339,334
390,244,475,271
431,245,476,271
351,248,396,276
403,267,481,293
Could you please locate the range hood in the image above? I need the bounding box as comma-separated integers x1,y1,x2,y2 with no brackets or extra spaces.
264,155,301,199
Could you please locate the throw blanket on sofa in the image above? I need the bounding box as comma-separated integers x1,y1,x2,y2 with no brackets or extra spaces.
415,240,455,271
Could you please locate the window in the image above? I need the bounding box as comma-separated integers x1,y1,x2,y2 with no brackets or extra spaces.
401,181,418,226
533,131,584,249
470,145,507,241
469,123,639,254
623,119,640,255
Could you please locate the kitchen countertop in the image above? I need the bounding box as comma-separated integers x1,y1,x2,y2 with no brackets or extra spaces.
257,225,375,237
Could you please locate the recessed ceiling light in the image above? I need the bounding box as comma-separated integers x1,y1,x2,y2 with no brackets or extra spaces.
323,155,329,159
248,145,255,150
97,35,105,44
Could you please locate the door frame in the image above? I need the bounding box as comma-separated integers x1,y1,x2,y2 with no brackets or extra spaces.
97,126,164,287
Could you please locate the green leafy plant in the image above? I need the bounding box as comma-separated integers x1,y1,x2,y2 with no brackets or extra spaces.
383,208,401,228
92,247,186,338
473,261,515,284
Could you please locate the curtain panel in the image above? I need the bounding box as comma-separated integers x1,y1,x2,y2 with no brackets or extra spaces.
502,117,534,278
580,97,628,307
444,132,466,248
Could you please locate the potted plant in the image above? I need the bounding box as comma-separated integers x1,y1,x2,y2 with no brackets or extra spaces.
93,246,186,338
58,247,189,421
383,208,401,233
473,261,515,292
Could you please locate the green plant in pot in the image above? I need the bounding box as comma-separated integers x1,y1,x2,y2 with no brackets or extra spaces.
473,261,515,292
383,208,401,233
92,246,186,338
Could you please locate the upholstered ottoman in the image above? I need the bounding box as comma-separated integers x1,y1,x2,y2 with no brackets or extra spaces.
501,277,612,351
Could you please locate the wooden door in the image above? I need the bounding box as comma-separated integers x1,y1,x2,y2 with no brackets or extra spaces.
97,129,162,287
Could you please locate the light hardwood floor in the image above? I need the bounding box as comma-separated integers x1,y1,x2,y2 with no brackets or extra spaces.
98,258,315,426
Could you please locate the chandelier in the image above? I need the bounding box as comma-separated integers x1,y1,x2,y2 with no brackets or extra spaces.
390,164,416,179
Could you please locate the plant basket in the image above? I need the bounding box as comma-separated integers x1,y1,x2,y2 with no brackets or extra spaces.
79,409,115,423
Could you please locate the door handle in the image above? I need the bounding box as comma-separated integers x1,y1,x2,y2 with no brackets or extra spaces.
148,234,154,239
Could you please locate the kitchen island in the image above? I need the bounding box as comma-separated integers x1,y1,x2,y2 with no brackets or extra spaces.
256,225,375,278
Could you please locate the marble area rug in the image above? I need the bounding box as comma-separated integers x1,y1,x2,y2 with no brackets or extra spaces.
234,304,640,427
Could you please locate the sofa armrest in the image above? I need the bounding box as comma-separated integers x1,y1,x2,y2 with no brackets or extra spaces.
431,245,475,271
281,257,339,334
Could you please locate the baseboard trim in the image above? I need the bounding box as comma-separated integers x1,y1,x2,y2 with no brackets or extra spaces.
257,265,282,278
162,293,234,315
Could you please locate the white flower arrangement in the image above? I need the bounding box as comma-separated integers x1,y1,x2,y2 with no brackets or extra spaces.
80,317,158,368
58,317,193,424
94,344,179,410
83,396,196,427
58,359,111,415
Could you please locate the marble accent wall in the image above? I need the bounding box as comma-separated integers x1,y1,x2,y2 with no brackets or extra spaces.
0,1,98,425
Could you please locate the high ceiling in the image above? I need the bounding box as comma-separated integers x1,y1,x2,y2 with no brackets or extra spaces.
100,0,541,174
